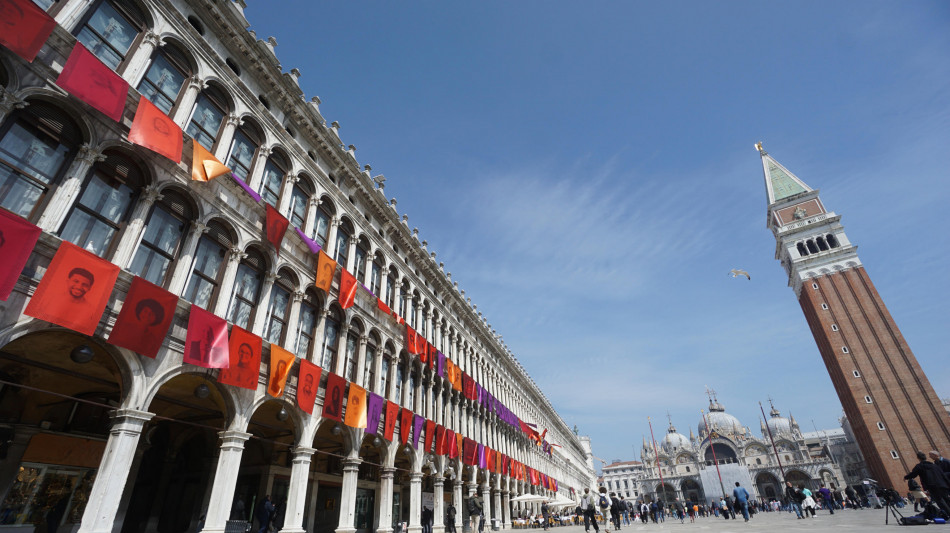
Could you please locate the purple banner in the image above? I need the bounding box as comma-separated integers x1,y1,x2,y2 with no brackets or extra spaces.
477,443,486,469
294,227,321,254
437,351,446,378
231,173,262,203
412,414,425,449
366,392,385,435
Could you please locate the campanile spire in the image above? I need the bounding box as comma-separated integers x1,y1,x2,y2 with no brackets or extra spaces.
759,144,950,491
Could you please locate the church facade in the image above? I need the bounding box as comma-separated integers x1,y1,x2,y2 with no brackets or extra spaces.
0,1,595,533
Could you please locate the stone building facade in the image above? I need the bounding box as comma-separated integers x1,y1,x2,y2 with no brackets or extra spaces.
758,143,950,490
0,1,595,532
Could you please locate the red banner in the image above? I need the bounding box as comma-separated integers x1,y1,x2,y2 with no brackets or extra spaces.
24,241,119,335
462,437,477,466
265,204,289,255
218,326,262,391
384,400,399,441
267,345,295,397
322,372,345,421
424,419,436,453
57,42,128,122
128,95,183,163
0,209,41,301
399,408,413,445
0,0,56,62
296,359,322,415
339,269,357,309
434,425,446,456
183,305,229,368
108,277,176,358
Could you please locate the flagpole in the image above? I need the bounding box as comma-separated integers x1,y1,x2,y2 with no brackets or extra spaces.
647,416,667,502
702,409,728,500
759,401,787,483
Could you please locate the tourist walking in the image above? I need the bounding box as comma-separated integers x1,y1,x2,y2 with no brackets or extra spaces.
817,483,834,515
800,486,816,517
785,482,804,519
255,495,274,533
580,488,599,533
732,482,750,522
597,487,612,532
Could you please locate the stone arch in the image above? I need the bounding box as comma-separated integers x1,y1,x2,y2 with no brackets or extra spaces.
755,471,782,500
11,88,97,146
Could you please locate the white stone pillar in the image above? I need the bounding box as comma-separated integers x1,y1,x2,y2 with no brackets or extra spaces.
37,144,105,232
345,237,357,273
303,197,320,236
166,221,209,295
78,409,154,533
276,173,297,215
173,76,206,128
408,472,423,533
123,31,163,87
326,218,341,259
433,476,445,533
481,482,493,526
247,147,273,192
377,467,396,533
199,431,252,533
214,113,243,162
284,290,304,349
213,248,246,317
251,272,278,337
279,447,315,533
453,479,463,532
354,334,368,388
492,482,502,529
502,490,511,529
55,0,94,31
335,458,362,533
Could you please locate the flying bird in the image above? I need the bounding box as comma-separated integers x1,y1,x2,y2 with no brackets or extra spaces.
729,269,751,280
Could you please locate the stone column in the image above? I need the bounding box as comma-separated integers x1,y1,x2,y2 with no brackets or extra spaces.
0,85,27,124
173,76,206,128
481,481,493,526
408,472,423,533
214,113,243,162
166,221,209,295
502,490,511,529
279,447,315,533
251,272,278,337
36,144,105,232
284,290,304,351
55,0,95,31
453,479,463,532
433,476,445,533
466,481,477,533
199,431,252,533
276,173,298,215
0,426,39,503
123,31,164,86
345,237,358,273
354,334,369,388
109,184,163,267
326,218,341,259
213,247,246,318
304,197,320,238
333,324,350,377
377,467,396,533
78,409,154,533
492,481,502,529
336,458,362,533
247,147,273,192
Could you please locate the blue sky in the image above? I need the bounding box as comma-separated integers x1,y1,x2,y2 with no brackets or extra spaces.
245,1,950,466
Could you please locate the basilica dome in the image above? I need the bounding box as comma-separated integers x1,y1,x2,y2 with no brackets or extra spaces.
661,426,691,453
764,405,795,437
698,398,744,437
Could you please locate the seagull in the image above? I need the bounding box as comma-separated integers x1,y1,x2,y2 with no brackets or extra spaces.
729,269,751,280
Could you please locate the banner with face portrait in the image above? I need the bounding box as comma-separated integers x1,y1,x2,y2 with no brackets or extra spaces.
218,326,262,391
183,305,229,368
321,372,345,422
343,383,367,429
365,392,385,435
24,241,120,335
267,345,296,398
128,95,183,163
0,208,41,301
296,359,322,415
108,276,176,358
383,400,399,441
314,251,336,293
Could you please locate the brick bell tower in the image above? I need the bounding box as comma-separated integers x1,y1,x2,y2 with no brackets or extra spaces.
757,142,950,491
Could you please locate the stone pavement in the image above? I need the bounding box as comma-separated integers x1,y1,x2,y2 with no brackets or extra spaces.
518,508,916,532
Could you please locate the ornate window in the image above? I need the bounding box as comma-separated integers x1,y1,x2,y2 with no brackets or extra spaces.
227,248,266,329
288,177,311,228
265,272,295,345
183,221,232,309
185,85,229,150
355,237,369,283
75,0,147,69
59,150,143,256
334,219,352,266
0,102,80,219
312,200,333,248
259,153,288,207
226,121,261,181
321,308,342,370
136,43,192,114
129,189,193,285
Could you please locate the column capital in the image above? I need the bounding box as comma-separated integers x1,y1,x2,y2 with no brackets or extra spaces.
264,271,279,283
309,197,321,208
292,289,305,302
343,457,362,471
286,172,299,183
187,75,208,91
0,88,28,114
225,112,244,127
76,143,107,165
257,146,273,159
191,221,210,235
110,409,155,434
381,466,397,479
142,185,164,205
292,446,316,461
410,472,424,482
229,247,247,262
142,30,164,48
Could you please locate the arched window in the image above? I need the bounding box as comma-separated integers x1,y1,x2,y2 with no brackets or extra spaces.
420,303,428,338
288,176,311,228
228,248,265,329
185,85,229,150
334,220,352,266
344,327,359,381
59,150,144,256
827,234,839,248
817,236,828,251
129,189,193,285
394,363,404,405
807,240,819,254
380,353,391,399
797,242,808,257
385,267,397,309
321,308,341,370
370,254,383,296
183,221,232,309
409,294,419,329
259,153,288,207
226,120,261,181
312,199,334,248
354,237,369,284
408,371,416,408
265,272,295,345
363,335,377,391
295,290,320,358
136,43,192,114
399,281,409,318
75,0,148,69
0,101,81,218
